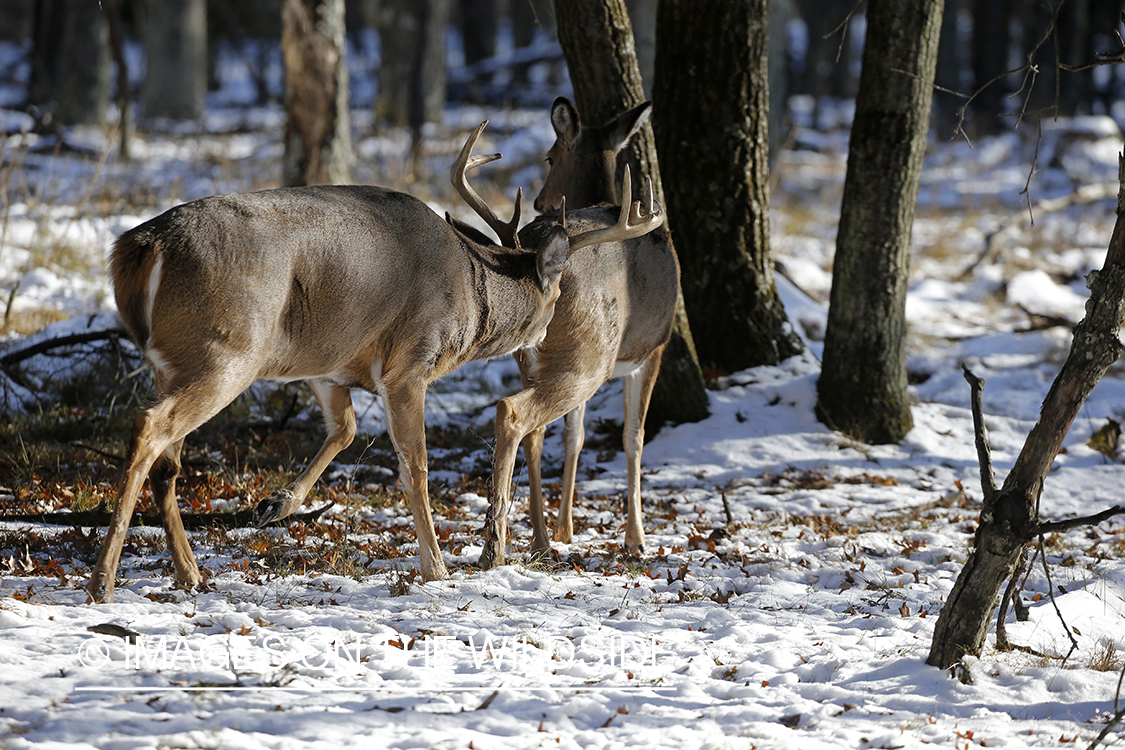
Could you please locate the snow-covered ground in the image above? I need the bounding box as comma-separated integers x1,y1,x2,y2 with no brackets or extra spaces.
4,41,1125,749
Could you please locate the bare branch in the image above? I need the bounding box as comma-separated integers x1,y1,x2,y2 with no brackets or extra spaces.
962,365,998,498
1036,505,1125,535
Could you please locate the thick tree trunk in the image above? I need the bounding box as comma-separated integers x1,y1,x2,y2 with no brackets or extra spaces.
282,0,352,187
928,155,1125,668
554,0,709,430
653,0,803,375
29,0,111,128
141,0,208,121
816,0,943,445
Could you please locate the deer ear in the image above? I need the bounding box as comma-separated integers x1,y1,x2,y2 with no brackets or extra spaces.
536,224,570,290
550,97,580,145
603,100,652,153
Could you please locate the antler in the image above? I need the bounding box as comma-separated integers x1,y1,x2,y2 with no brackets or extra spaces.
565,165,664,253
451,121,522,249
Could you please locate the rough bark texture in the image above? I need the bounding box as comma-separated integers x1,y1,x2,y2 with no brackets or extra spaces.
141,0,208,121
282,0,351,187
29,0,111,128
554,0,709,430
815,0,943,445
927,154,1125,669
653,0,803,375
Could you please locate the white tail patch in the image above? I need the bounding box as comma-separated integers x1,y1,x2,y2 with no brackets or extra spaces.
145,254,163,334
612,360,642,379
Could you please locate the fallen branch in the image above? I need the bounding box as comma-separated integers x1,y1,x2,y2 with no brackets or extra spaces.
0,503,331,529
0,328,129,369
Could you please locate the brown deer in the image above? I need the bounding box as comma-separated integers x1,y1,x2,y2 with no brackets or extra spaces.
474,97,680,568
86,122,662,603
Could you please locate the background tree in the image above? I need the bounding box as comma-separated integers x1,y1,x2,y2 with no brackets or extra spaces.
375,0,450,128
653,0,803,375
553,0,709,430
29,0,111,129
815,0,944,445
281,0,351,187
141,0,208,121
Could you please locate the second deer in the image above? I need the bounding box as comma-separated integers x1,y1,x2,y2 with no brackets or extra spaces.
475,97,680,568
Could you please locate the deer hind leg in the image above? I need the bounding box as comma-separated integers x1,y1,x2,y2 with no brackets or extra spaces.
622,347,665,557
147,436,200,590
255,379,356,525
523,426,550,555
88,375,253,604
555,402,586,544
382,377,449,582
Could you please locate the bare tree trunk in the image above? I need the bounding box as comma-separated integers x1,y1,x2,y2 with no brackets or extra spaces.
282,0,352,187
928,155,1125,669
554,0,709,430
815,0,943,445
654,0,803,374
141,0,208,121
970,0,1012,136
102,0,133,159
29,0,111,128
375,0,449,128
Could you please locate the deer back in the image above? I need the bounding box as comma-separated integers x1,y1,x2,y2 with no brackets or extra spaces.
111,185,568,392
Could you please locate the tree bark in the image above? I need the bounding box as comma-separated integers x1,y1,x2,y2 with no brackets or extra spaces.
282,0,352,187
816,0,943,445
969,0,1012,136
375,0,449,128
29,0,111,128
653,0,804,375
554,0,709,430
141,0,208,121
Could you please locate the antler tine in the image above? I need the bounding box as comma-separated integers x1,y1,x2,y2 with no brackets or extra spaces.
451,121,522,249
566,165,664,253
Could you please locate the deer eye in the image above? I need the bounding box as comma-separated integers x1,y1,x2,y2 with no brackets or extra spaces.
545,157,553,166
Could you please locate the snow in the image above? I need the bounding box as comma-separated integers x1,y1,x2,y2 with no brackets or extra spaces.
3,44,1125,750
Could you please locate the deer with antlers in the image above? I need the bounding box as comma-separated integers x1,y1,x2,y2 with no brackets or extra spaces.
86,122,662,603
469,97,680,568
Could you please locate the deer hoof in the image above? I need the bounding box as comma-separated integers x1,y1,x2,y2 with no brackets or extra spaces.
254,490,295,527
478,540,505,570
86,577,113,604
625,541,647,559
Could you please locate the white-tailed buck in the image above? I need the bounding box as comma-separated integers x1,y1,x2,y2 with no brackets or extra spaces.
476,97,680,568
86,122,662,603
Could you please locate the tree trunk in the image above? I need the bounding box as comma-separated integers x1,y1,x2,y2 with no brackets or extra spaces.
554,0,709,430
969,0,1012,136
815,0,943,445
375,0,449,127
653,0,804,375
29,0,111,128
282,0,352,187
459,0,498,68
928,154,1125,669
141,0,208,121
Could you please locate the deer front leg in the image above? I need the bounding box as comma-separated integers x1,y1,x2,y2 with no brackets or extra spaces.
480,396,521,569
621,349,663,557
555,402,586,544
523,426,551,555
255,380,356,525
382,378,449,582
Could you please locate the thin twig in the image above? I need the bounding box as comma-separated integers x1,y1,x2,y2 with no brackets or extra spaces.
1037,536,1080,663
